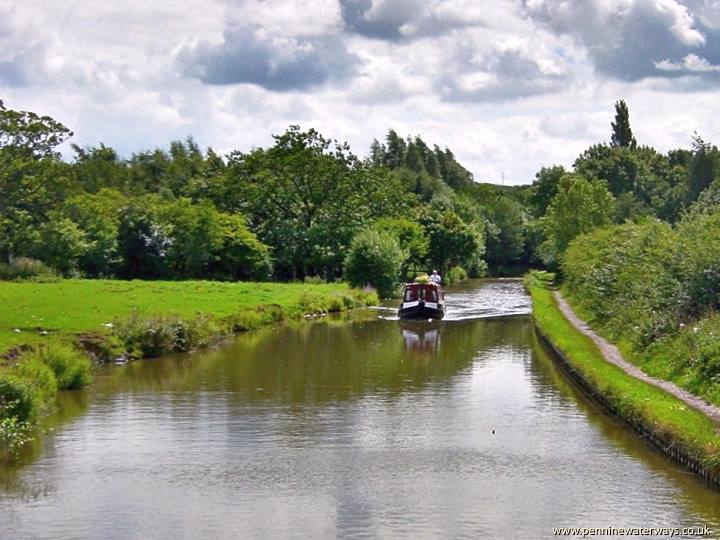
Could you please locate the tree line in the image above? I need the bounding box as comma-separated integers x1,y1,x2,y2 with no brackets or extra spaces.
1,98,719,295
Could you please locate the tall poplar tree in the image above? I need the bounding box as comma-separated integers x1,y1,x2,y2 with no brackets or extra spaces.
610,99,637,149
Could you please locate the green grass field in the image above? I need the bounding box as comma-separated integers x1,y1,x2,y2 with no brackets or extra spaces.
0,279,363,353
526,271,720,476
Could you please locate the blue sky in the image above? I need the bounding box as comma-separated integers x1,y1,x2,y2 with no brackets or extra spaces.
2,0,719,184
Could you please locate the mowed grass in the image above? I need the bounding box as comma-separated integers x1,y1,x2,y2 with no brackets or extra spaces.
526,272,720,473
0,279,357,353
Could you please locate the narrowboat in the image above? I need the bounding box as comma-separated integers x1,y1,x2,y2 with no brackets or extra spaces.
398,282,446,319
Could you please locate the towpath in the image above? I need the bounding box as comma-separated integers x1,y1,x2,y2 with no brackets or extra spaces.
553,290,720,425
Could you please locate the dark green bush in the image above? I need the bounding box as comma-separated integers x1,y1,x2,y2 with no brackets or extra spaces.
446,266,468,284
0,375,37,422
344,230,405,298
11,358,58,407
29,342,93,390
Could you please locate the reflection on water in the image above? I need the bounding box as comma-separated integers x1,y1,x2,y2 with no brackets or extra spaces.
400,320,441,354
1,280,719,539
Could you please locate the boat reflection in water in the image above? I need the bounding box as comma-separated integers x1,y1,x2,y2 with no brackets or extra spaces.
399,319,442,354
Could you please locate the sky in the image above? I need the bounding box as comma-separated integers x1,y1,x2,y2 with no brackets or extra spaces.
1,0,719,185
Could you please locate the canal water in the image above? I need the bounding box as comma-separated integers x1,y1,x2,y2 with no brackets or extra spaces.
1,280,719,539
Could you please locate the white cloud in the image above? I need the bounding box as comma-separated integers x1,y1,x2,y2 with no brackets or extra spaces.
655,53,720,72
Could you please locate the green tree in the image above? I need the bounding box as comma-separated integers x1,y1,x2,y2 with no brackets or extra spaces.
610,99,637,149
528,165,566,217
211,213,272,281
686,134,720,204
420,208,484,275
373,217,429,277
483,195,526,272
31,214,89,275
225,126,408,279
344,229,406,298
116,201,172,278
64,189,127,276
0,102,73,263
540,174,615,266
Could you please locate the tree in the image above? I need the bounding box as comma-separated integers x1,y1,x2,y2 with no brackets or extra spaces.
0,102,73,263
540,174,615,267
116,202,172,278
31,214,89,276
483,195,526,272
373,217,429,277
610,99,637,149
344,229,406,298
211,213,272,281
64,189,127,276
420,208,484,275
225,126,408,279
384,129,406,168
528,165,566,217
686,134,720,204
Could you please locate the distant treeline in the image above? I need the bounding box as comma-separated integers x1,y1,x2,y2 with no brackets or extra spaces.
1,99,719,290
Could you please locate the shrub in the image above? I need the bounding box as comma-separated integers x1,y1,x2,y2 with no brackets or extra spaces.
11,358,58,407
446,266,468,284
115,313,229,356
0,375,37,422
29,342,93,390
0,257,57,281
228,310,264,332
0,414,33,457
344,230,406,298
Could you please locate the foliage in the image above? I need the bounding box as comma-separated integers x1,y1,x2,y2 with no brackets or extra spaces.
0,257,56,281
115,312,227,358
27,342,92,390
446,266,468,283
526,272,720,476
610,99,637,149
528,165,566,217
344,229,406,298
562,209,720,405
373,217,429,277
0,375,37,422
540,175,614,267
11,357,58,405
32,214,90,276
223,126,409,279
686,135,720,204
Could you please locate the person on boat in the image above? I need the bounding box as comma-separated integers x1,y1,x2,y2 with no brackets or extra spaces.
429,269,442,284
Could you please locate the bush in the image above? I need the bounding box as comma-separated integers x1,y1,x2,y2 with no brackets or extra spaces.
115,313,228,357
344,230,406,298
446,266,468,284
28,342,93,390
0,375,37,422
11,358,58,407
0,257,58,281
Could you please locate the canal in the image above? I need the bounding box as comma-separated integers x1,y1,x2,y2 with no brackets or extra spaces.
1,280,718,538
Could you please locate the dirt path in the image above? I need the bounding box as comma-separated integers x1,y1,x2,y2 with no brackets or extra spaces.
553,290,720,425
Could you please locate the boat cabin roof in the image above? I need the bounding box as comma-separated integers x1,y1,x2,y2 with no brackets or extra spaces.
405,282,441,290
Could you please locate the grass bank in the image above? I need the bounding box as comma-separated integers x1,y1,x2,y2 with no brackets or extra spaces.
0,279,377,356
526,271,720,485
0,279,377,458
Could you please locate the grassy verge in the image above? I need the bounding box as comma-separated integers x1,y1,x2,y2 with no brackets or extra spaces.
0,279,377,355
0,279,378,459
525,271,720,483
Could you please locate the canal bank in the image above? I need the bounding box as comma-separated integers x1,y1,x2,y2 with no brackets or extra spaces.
526,271,720,487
